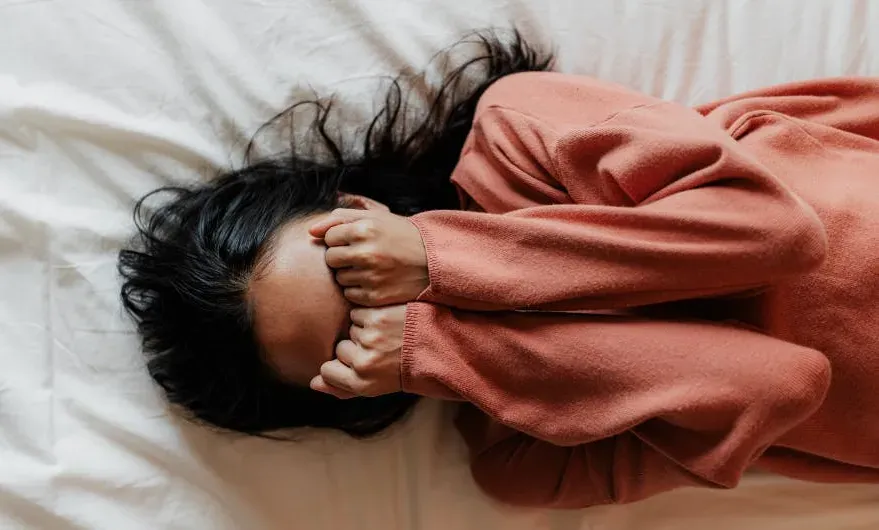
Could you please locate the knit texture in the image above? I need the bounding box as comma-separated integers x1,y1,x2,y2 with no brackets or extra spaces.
401,73,879,508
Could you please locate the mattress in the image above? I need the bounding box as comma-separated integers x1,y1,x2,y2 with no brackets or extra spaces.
1,0,878,528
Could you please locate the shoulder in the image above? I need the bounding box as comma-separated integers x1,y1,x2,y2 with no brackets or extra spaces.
473,72,661,132
475,72,602,117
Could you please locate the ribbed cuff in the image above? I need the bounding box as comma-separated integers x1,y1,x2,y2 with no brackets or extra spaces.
399,301,424,393
408,214,443,304
409,212,503,311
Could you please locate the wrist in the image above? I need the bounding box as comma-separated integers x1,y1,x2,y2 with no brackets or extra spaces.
407,215,440,302
399,302,467,402
399,302,423,393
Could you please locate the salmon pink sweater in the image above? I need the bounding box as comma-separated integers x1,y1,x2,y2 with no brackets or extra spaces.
400,72,879,508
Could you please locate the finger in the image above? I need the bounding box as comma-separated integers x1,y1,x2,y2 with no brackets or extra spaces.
347,324,363,346
325,247,358,269
349,307,371,326
350,305,405,326
309,374,358,399
334,339,361,368
344,287,382,307
309,209,372,238
347,324,372,349
324,223,365,248
317,359,362,395
335,268,374,288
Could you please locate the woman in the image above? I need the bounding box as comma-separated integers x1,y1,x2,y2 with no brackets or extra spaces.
119,30,879,508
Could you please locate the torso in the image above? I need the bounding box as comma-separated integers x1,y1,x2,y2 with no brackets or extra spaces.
461,76,879,480
724,106,879,475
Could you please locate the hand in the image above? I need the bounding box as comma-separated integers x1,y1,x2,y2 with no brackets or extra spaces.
310,305,407,399
309,208,429,307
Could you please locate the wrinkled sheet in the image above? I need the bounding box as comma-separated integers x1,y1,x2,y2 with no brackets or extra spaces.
2,1,879,528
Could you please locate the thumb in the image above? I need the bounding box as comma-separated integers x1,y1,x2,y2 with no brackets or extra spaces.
310,374,357,399
309,209,372,239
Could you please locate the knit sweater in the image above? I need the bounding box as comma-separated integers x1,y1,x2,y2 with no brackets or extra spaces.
401,72,879,508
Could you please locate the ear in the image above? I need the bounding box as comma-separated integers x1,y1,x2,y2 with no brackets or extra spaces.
339,193,390,212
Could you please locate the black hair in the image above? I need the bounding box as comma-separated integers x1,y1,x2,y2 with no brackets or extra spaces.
118,29,553,438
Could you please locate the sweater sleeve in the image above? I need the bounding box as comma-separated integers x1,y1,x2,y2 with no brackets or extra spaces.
401,302,831,508
696,76,879,142
410,75,827,311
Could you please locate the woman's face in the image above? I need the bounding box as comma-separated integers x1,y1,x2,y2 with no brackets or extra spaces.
248,213,351,386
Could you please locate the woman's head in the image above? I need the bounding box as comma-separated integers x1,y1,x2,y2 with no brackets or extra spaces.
247,192,393,387
118,29,552,438
119,162,418,436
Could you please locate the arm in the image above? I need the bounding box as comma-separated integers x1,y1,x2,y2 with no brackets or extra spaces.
411,73,827,311
402,302,831,508
696,76,879,142
457,410,705,509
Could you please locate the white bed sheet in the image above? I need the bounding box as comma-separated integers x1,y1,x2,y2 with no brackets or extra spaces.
2,0,879,528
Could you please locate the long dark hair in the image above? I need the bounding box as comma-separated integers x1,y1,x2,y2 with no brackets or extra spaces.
118,29,553,438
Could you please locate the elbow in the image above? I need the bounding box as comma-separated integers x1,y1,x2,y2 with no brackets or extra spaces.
471,471,562,509
769,347,831,425
471,468,606,510
469,441,612,509
775,206,828,276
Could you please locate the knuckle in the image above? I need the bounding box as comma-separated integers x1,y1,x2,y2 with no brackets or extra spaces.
333,342,351,361
354,220,377,239
359,250,379,267
363,330,383,348
350,354,370,374
327,250,345,267
350,350,378,373
373,311,390,327
319,362,335,378
365,313,382,328
354,329,371,347
361,290,378,305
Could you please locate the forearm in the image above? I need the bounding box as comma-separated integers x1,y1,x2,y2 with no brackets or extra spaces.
459,410,711,508
402,302,830,506
412,190,825,312
403,303,830,445
413,100,826,312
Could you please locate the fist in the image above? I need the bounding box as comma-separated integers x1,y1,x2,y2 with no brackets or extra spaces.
309,208,429,307
310,305,407,399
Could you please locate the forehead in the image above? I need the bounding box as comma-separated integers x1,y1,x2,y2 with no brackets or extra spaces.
247,223,338,358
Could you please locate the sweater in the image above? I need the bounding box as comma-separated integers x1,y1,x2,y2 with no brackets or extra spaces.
400,72,879,508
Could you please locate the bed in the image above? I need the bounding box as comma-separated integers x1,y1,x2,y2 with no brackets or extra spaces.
2,0,878,528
